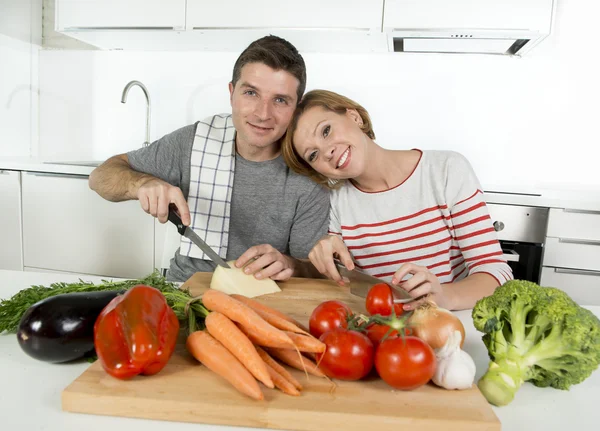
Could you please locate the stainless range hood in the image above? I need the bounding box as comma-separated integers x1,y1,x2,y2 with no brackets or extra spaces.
384,0,557,56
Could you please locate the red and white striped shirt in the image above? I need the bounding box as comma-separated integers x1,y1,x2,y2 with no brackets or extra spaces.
328,150,513,286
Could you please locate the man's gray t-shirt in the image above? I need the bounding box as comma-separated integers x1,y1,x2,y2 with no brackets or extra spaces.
127,122,330,282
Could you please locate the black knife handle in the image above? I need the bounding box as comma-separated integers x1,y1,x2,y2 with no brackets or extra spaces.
167,206,187,235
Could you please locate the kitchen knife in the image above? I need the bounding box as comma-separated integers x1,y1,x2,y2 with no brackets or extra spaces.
167,208,230,269
334,262,413,302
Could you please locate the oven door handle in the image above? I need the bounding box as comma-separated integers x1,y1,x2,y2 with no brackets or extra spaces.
503,250,520,262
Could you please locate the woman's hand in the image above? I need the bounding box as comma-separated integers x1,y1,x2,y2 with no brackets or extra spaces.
308,234,354,285
391,263,451,310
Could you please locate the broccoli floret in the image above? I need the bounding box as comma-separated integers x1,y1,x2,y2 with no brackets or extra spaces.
472,280,600,406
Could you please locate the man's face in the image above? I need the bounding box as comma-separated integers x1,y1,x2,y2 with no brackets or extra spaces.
229,62,299,154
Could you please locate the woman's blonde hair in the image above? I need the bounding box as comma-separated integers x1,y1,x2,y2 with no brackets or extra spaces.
282,89,375,189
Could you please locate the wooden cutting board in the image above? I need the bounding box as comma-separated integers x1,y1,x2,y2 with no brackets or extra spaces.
62,273,500,431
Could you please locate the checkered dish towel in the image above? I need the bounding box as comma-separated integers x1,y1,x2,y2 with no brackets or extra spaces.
180,114,236,260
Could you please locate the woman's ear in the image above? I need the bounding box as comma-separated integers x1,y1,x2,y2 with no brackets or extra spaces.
346,109,363,127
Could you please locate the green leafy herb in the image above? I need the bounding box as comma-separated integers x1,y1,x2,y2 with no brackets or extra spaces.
0,270,209,334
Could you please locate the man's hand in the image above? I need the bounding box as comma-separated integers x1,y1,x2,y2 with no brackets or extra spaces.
137,178,191,225
308,234,354,286
235,245,295,281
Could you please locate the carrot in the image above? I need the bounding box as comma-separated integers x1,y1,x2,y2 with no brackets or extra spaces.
236,323,292,349
186,331,264,401
205,311,273,389
202,289,295,349
284,331,326,353
264,361,300,396
230,294,310,333
256,346,303,391
266,347,327,378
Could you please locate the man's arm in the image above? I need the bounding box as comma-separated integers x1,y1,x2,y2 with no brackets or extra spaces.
89,154,154,202
89,154,191,225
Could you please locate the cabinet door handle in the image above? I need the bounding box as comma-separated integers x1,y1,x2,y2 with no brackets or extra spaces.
62,26,176,31
0,170,11,175
564,208,600,216
555,268,600,277
558,238,600,247
25,172,89,179
192,26,371,31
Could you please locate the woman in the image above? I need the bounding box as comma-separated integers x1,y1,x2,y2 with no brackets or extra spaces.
282,90,513,311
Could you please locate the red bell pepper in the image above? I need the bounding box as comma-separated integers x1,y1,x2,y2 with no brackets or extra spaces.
94,285,179,380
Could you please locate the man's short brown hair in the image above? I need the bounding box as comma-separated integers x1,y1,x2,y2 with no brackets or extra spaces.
231,35,307,103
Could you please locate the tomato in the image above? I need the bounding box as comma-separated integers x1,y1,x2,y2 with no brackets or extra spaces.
309,300,353,339
366,323,409,347
365,283,404,317
316,329,374,380
374,336,436,390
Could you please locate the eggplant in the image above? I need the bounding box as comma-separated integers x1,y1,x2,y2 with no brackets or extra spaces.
16,290,123,363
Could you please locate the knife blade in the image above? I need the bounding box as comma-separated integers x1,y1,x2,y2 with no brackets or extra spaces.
334,262,413,302
167,208,230,269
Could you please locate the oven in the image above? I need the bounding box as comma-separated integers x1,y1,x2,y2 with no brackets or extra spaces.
486,203,549,284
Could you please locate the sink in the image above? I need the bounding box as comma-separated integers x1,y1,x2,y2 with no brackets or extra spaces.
44,161,104,168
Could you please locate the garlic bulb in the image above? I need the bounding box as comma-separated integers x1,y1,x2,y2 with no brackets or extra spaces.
432,330,476,390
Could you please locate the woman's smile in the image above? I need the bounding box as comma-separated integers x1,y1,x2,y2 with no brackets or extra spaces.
336,147,351,169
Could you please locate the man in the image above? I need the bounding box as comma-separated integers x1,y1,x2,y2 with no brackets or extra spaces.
89,35,330,282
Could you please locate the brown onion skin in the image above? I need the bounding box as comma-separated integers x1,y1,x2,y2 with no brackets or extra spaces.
408,303,466,350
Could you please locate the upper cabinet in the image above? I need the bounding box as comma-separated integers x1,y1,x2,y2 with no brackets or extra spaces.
54,0,556,56
187,0,382,31
56,0,187,31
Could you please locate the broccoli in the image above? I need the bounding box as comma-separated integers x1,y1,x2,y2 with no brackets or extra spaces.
472,279,600,406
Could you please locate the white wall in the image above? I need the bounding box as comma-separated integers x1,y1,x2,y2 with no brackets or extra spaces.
38,1,599,191
0,0,41,157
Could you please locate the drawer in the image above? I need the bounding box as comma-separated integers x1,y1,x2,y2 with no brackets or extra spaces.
543,237,600,272
546,208,600,241
540,266,600,306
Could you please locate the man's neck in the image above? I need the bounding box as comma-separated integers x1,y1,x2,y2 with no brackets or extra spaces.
236,140,281,162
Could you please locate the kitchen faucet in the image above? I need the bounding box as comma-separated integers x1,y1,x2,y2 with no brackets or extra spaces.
121,80,151,147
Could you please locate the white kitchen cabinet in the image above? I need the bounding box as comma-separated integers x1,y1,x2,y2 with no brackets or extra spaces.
187,0,383,30
55,0,186,31
383,0,553,33
540,267,600,306
21,171,155,279
0,170,23,271
541,208,600,306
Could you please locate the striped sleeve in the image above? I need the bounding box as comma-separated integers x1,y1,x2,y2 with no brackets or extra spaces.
446,155,514,285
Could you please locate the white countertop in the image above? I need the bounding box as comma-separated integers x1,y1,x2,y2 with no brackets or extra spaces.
483,184,600,213
0,269,598,431
2,157,599,211
0,157,99,176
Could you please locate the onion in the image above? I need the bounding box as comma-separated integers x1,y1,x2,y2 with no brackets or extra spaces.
408,301,465,350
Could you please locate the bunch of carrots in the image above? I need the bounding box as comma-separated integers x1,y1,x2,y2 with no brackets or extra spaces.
185,289,327,400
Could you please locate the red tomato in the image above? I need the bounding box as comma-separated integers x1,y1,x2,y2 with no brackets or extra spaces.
316,329,374,380
374,336,436,390
309,300,353,339
365,323,410,347
365,283,403,317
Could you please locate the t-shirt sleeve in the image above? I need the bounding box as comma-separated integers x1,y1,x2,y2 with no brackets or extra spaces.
288,182,331,258
126,123,196,198
328,200,342,236
445,152,514,285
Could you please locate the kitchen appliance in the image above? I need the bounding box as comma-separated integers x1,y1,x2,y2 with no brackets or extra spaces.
486,202,549,283
167,208,230,269
385,0,556,56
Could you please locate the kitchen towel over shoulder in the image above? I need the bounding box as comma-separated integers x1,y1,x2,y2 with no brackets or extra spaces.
180,114,236,261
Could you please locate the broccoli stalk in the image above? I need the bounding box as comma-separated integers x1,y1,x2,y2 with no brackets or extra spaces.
472,280,600,406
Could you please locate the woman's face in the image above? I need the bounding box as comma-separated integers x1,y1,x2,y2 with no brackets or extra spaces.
292,106,368,180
